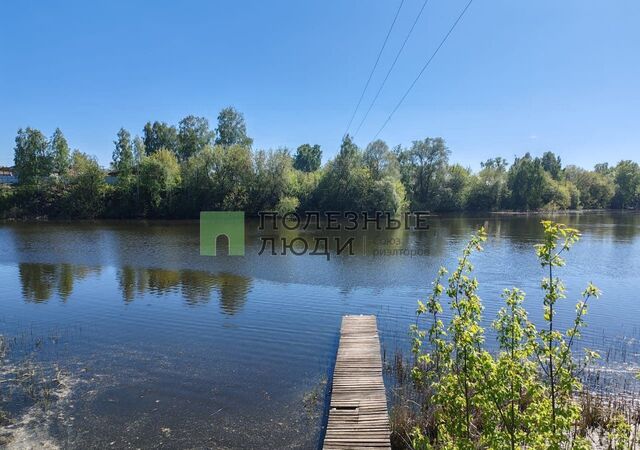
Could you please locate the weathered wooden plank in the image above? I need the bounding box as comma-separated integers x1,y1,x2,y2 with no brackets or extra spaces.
323,315,391,450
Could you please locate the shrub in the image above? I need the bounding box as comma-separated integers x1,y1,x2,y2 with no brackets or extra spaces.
0,185,15,217
408,221,629,449
275,196,300,215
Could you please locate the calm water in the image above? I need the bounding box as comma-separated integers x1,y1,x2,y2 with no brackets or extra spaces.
1,212,639,448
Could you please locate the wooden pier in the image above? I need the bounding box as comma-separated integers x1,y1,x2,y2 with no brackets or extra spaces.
323,315,391,450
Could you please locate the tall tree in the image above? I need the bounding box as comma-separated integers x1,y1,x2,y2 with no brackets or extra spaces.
613,160,640,208
177,115,214,161
399,137,450,210
481,157,508,172
363,139,398,180
466,157,509,210
180,146,219,215
337,134,359,164
253,149,296,211
14,127,52,185
139,148,182,215
293,144,322,172
507,153,546,210
439,164,472,211
50,128,70,176
214,107,253,148
133,136,145,165
112,128,134,175
564,165,614,209
64,151,106,218
143,121,178,155
541,151,562,180
594,162,612,176
317,135,371,211
210,145,254,210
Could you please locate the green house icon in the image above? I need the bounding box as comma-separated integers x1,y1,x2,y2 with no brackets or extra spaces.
200,211,245,256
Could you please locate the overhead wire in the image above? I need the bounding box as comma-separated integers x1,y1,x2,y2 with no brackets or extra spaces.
342,0,405,138
353,0,432,138
372,0,475,140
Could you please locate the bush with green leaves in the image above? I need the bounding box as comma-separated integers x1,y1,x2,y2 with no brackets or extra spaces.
409,221,634,449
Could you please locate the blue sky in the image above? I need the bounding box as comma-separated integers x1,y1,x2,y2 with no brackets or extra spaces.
1,0,638,169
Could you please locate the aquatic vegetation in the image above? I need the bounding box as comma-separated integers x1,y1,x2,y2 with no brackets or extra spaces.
302,375,328,419
400,221,639,449
0,332,77,448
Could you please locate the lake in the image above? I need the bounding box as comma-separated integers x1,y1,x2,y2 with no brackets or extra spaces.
1,212,639,448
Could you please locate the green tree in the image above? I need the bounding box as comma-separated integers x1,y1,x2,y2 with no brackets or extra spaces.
467,157,509,210
214,107,253,148
177,115,214,161
439,164,472,211
318,135,407,212
212,145,254,210
180,144,255,214
317,135,369,211
108,129,138,217
49,128,70,176
64,151,107,218
507,153,546,210
139,148,181,216
541,151,562,180
565,166,614,209
364,139,399,180
14,127,52,185
293,143,322,172
397,137,450,210
612,160,640,208
252,149,297,212
133,136,145,165
293,169,323,211
541,174,572,210
594,162,613,176
369,177,407,213
180,146,218,215
142,121,178,155
112,128,134,176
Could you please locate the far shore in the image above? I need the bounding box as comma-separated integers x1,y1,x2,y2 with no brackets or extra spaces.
0,208,637,225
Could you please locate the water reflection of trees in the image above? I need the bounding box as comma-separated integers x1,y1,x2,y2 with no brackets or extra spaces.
12,213,638,303
438,212,640,245
18,263,252,314
117,267,251,314
19,263,101,302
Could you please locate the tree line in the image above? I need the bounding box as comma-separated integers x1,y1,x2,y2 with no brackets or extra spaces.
2,106,640,219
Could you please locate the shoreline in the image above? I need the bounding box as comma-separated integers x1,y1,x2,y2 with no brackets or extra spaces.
1,208,637,224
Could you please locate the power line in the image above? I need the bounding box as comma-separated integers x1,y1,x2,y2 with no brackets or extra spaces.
353,0,431,138
373,0,475,140
343,0,405,138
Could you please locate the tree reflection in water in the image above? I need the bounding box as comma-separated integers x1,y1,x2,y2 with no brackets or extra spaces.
19,263,101,302
18,263,252,315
